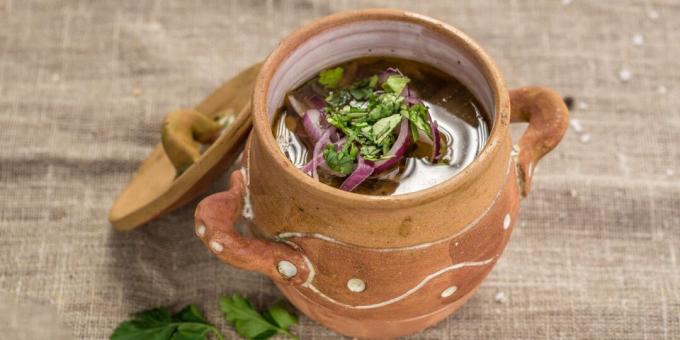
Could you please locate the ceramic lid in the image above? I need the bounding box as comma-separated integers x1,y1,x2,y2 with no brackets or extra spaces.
108,63,261,230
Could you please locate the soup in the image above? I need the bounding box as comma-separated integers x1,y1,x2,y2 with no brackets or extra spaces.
272,57,489,195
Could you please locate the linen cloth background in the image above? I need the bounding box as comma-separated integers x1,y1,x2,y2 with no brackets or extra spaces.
1,0,678,339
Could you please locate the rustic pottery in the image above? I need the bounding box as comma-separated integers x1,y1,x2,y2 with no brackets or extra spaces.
194,9,568,338
109,63,260,231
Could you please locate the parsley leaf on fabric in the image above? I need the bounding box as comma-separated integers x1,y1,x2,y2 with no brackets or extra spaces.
318,67,344,89
219,294,299,340
110,305,223,340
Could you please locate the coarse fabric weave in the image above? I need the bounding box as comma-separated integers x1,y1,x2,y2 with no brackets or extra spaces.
0,1,678,339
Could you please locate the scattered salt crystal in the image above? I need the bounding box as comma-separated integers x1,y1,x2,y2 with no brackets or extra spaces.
569,118,583,133
647,9,659,20
666,169,675,177
632,34,644,46
561,0,572,5
618,69,632,82
657,85,667,94
577,101,589,110
580,133,591,143
51,73,60,82
569,189,578,197
494,291,509,304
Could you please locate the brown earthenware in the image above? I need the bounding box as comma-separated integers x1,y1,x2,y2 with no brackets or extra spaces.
194,9,568,338
109,63,260,231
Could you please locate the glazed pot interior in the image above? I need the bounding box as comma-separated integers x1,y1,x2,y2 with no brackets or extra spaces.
266,20,496,126
253,10,508,204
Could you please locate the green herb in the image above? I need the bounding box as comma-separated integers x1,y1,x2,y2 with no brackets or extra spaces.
318,67,344,89
403,103,433,139
372,114,402,144
382,75,410,94
219,294,299,340
318,68,434,172
323,143,358,175
110,305,223,340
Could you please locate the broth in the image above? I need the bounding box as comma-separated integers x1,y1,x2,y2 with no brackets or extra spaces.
272,57,489,195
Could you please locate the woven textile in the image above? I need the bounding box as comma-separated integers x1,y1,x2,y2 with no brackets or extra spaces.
1,1,678,339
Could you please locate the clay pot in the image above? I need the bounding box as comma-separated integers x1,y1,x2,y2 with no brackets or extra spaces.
194,9,568,338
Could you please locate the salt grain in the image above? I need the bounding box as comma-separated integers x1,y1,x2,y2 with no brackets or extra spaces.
618,69,632,82
577,101,589,110
666,169,675,177
580,133,591,143
569,118,583,133
657,85,667,94
51,73,60,82
495,291,509,304
561,0,572,5
569,189,578,197
647,9,659,20
632,34,644,46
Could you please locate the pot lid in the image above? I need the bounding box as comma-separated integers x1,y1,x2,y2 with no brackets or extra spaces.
108,63,261,231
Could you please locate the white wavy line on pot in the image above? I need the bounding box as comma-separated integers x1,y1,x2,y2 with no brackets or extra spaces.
276,156,514,252
299,256,495,310
280,239,318,287
241,159,254,220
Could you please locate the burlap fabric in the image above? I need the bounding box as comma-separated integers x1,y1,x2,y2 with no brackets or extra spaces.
1,1,678,339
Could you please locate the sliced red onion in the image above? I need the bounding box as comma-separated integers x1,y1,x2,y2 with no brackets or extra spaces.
301,140,345,177
340,157,374,191
378,68,400,83
404,96,421,105
387,67,403,75
311,128,333,179
288,92,327,117
302,156,345,177
371,166,400,181
302,109,328,143
373,119,411,174
301,152,323,173
402,85,422,105
334,137,347,149
431,119,442,162
305,95,326,111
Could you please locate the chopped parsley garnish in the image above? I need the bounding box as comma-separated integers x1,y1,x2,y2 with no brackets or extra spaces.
382,75,410,95
316,66,434,169
318,67,344,89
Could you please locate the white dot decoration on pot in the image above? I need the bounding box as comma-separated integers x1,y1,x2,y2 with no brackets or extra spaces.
440,286,458,298
503,214,511,230
196,224,206,237
347,278,366,293
209,240,223,253
277,260,298,279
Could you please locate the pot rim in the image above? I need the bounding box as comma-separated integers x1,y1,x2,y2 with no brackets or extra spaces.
252,8,510,207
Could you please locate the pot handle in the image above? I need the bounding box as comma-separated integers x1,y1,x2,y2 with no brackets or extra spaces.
194,170,309,285
509,86,569,197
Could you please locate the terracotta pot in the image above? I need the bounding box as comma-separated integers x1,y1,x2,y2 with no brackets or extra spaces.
194,9,568,338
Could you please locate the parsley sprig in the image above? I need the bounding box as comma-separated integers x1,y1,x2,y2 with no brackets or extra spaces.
219,294,298,340
110,305,224,340
319,67,433,174
110,295,299,340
